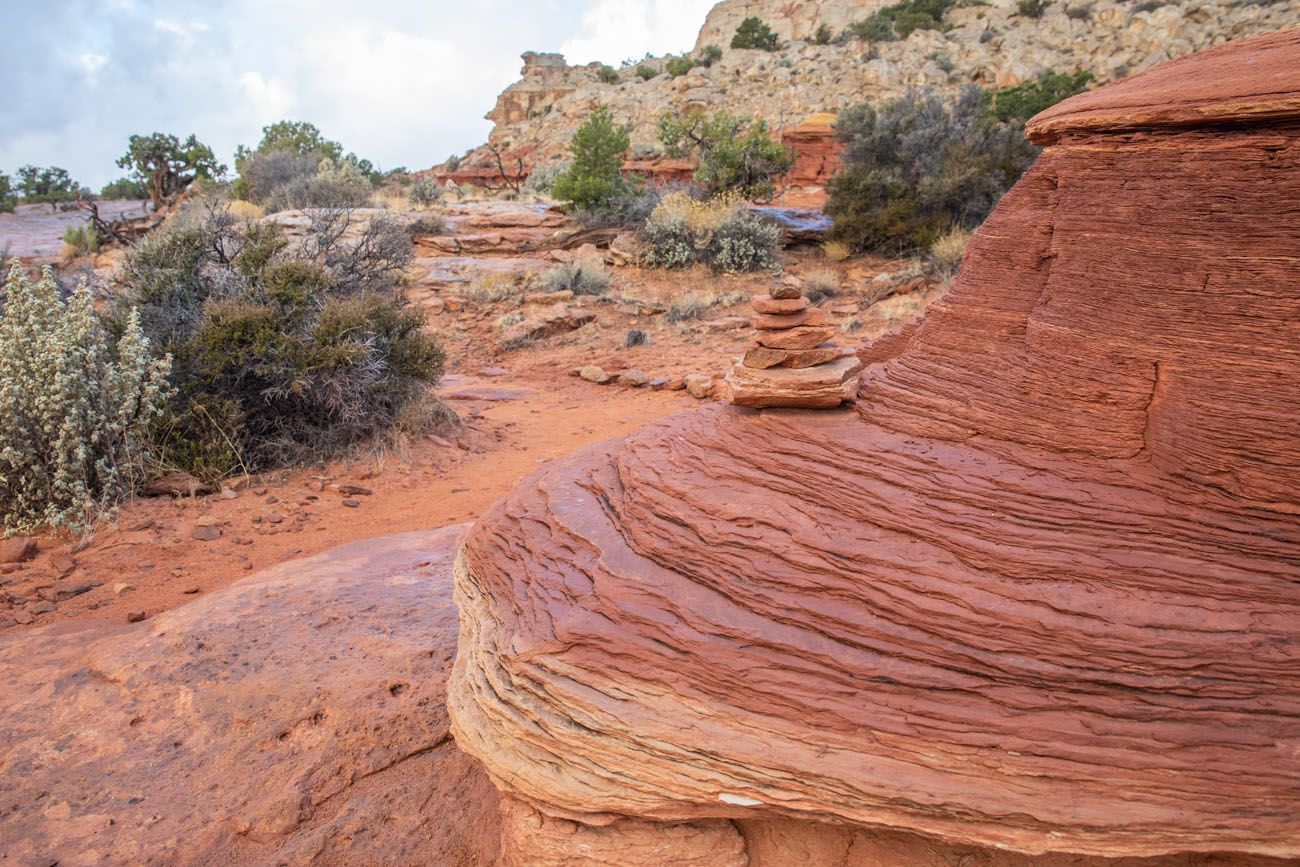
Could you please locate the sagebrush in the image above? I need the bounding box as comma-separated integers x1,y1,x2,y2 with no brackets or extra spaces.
641,192,780,272
1,264,172,532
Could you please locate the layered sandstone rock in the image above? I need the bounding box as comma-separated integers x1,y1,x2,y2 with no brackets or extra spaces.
0,527,500,867
450,30,1300,866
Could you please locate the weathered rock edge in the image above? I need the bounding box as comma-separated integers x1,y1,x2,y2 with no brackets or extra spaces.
449,29,1300,862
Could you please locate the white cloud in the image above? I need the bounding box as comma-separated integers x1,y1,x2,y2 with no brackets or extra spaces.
0,0,716,189
561,0,715,64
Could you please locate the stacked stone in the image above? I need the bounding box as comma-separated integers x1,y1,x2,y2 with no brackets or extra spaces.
725,282,864,409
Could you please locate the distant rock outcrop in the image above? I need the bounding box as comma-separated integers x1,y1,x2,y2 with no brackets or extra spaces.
450,29,1300,865
452,0,1299,193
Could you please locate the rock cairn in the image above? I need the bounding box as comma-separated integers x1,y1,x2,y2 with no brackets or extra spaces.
725,281,863,408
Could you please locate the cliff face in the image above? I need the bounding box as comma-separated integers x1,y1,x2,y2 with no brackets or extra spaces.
450,28,1300,866
465,0,1299,174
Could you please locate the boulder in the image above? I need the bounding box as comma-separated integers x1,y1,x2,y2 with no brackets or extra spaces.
449,33,1300,865
0,537,37,564
498,304,596,344
0,527,500,866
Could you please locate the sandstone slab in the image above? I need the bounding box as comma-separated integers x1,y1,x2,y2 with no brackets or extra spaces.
0,526,499,866
754,324,838,349
726,354,863,408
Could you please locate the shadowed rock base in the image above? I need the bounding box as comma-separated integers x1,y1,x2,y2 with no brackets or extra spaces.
0,527,500,867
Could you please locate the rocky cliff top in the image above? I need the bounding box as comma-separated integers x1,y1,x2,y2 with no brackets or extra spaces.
462,0,1298,171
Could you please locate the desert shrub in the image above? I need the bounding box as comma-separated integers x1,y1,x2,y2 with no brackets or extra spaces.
235,149,319,205
641,192,779,272
62,224,99,256
116,206,442,479
826,87,1037,254
822,240,852,262
697,44,723,66
846,0,954,41
802,270,841,303
984,70,1093,124
444,153,463,172
541,261,611,296
552,106,632,210
0,264,172,532
596,64,620,84
665,55,697,77
409,176,443,206
15,165,85,205
731,16,780,50
1018,0,1052,15
623,328,649,347
929,225,974,275
407,213,446,235
523,161,571,197
666,292,709,322
465,272,526,304
100,176,150,200
234,120,380,206
117,132,224,210
0,173,14,212
813,23,834,44
658,109,794,200
263,157,374,211
636,64,658,80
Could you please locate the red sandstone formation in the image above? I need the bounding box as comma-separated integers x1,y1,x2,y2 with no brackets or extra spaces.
775,112,843,208
0,527,500,866
450,29,1300,865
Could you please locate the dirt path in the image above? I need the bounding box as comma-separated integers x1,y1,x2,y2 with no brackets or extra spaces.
0,375,690,631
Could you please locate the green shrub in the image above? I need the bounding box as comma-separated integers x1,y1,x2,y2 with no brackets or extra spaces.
657,109,794,200
552,106,631,210
15,166,85,205
1,265,172,532
826,87,1037,254
984,70,1092,123
62,224,99,255
1017,0,1052,15
541,261,612,296
116,206,443,479
263,157,374,212
409,176,443,206
100,177,150,200
813,23,834,44
846,0,955,41
665,55,697,77
117,132,224,210
596,64,620,83
0,173,14,212
731,16,780,50
641,192,779,272
636,64,658,80
697,44,723,66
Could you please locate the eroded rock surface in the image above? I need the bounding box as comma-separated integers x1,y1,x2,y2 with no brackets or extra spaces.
0,526,500,867
450,31,1300,865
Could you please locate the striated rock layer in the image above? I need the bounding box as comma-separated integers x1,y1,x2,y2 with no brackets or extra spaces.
0,527,500,867
450,30,1300,864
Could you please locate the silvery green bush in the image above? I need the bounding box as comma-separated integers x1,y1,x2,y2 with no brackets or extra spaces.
0,264,172,533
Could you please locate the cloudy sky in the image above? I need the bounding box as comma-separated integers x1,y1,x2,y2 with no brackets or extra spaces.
1,0,715,189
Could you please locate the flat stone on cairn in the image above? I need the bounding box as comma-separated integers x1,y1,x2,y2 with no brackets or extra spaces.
725,283,863,408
